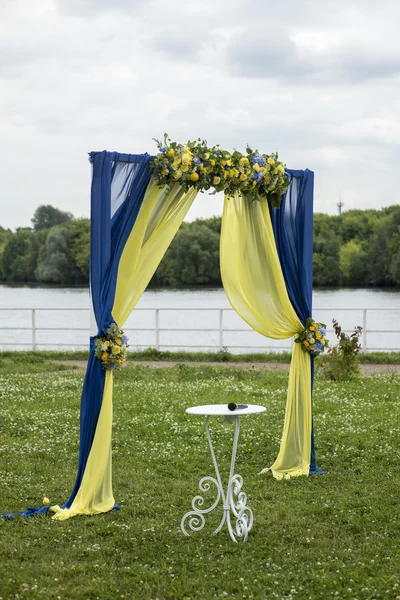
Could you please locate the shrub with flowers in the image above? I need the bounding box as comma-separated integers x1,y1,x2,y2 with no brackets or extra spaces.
295,318,329,356
94,323,129,371
317,319,363,381
150,134,290,208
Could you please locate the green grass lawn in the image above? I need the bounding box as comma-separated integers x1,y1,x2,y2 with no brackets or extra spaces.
0,362,399,599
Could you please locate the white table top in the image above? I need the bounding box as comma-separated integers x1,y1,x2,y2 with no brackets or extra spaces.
186,404,266,416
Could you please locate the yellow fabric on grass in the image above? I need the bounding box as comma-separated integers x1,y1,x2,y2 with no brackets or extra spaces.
220,191,311,478
53,179,198,519
51,370,114,520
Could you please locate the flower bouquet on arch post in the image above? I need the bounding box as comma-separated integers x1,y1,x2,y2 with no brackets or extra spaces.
94,323,129,370
294,318,328,356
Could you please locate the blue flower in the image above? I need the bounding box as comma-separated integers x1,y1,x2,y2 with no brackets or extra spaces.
251,153,266,166
316,341,323,349
193,156,201,166
160,147,167,153
252,171,263,182
318,326,326,336
121,335,128,344
214,150,222,156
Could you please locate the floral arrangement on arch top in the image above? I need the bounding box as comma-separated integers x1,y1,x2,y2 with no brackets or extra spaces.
150,134,290,208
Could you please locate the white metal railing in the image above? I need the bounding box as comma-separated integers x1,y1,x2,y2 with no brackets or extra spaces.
0,307,399,353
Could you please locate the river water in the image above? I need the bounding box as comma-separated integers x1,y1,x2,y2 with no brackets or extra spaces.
0,285,399,352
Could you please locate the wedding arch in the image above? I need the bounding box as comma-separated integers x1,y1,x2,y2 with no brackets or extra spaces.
17,139,325,520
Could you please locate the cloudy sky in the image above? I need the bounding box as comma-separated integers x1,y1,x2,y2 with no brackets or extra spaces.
1,0,399,229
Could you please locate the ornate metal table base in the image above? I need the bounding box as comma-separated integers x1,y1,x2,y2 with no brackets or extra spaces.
181,415,253,543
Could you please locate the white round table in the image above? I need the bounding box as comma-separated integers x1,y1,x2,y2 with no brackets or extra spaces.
181,404,266,543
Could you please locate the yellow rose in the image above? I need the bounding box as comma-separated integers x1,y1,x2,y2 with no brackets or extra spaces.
240,157,249,166
204,153,210,159
116,338,122,345
181,165,189,172
226,159,232,167
252,181,257,187
210,159,216,166
161,169,169,175
240,173,247,181
315,331,322,340
303,340,309,347
102,352,108,360
267,157,275,165
183,148,193,155
172,170,182,180
220,159,227,166
213,176,221,185
167,148,175,158
43,496,50,504
189,172,199,182
277,164,285,174
181,153,193,165
260,167,266,174
253,163,260,172
112,346,121,355
172,157,181,166
309,344,316,350
104,341,110,347
223,170,230,179
200,167,207,174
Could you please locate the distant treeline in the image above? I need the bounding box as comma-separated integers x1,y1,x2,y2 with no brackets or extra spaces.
1,204,400,288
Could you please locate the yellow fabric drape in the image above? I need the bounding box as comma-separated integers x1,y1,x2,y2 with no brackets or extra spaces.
112,180,198,326
220,192,312,479
51,371,114,520
51,179,198,519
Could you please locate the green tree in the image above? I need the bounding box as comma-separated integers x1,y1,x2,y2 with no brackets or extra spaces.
365,220,392,286
339,240,368,286
199,216,222,235
339,211,376,244
68,218,90,282
35,227,74,284
390,250,400,284
313,213,342,285
160,222,221,287
0,228,42,281
0,226,13,280
31,205,73,231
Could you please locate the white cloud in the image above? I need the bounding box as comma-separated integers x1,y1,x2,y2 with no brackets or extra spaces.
0,0,399,229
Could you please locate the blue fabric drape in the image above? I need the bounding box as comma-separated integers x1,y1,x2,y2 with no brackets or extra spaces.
270,169,322,475
2,151,155,518
65,151,153,507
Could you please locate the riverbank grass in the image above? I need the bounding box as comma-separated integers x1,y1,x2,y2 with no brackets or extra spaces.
1,364,399,599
